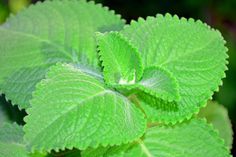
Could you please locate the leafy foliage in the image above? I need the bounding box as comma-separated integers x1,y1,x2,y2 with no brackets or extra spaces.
134,67,179,102
0,123,47,157
24,63,146,151
0,0,125,109
97,32,179,102
96,32,143,86
198,101,233,149
0,123,28,157
121,14,228,124
0,0,232,156
82,119,230,157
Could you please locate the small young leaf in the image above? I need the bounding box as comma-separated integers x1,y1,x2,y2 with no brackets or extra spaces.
97,32,143,86
121,14,228,124
136,67,179,102
198,101,233,149
117,66,179,103
97,32,178,102
0,0,125,109
82,119,231,157
0,123,28,157
24,63,146,152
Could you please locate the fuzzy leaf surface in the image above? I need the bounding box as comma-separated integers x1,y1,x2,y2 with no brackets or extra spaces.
82,119,231,157
97,32,143,86
0,0,125,109
121,14,228,124
198,101,233,149
135,67,179,102
24,63,146,151
0,123,28,157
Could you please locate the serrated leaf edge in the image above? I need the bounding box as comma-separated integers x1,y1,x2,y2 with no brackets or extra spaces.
23,63,147,153
123,13,228,125
96,31,144,85
0,0,126,111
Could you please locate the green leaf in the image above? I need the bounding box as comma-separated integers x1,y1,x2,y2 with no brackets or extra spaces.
134,92,178,124
96,32,178,102
136,67,179,102
198,101,233,150
97,32,143,86
0,0,125,109
121,14,228,124
24,63,146,152
82,119,231,157
119,67,179,104
0,123,28,157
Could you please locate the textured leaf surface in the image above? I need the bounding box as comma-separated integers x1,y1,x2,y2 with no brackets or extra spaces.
198,101,233,149
135,92,178,123
135,67,179,102
82,119,231,157
24,63,146,151
121,14,228,124
0,123,28,157
0,0,125,109
97,32,143,86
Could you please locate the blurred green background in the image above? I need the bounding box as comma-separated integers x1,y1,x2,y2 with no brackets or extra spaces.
0,0,236,155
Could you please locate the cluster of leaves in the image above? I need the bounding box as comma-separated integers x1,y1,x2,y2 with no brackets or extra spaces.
0,0,233,156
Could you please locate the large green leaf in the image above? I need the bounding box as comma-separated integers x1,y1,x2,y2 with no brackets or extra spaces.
96,32,143,86
82,119,231,157
198,101,233,150
121,14,228,124
0,0,125,109
24,63,146,152
0,123,28,157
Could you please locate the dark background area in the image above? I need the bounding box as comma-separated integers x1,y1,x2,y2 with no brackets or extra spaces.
0,0,236,155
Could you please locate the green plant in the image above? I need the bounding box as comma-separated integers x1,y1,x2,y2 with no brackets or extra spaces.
0,0,233,156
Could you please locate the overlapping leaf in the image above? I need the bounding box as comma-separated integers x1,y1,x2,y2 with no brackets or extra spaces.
24,63,146,152
0,122,47,157
0,0,125,109
135,67,179,102
97,32,179,102
82,119,231,157
96,32,143,85
121,14,228,124
0,123,28,157
198,101,233,149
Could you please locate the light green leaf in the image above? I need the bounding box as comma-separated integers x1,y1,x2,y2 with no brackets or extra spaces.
97,32,143,86
82,119,231,157
0,0,125,109
24,63,146,152
121,14,228,124
0,123,28,157
119,67,179,104
136,67,179,102
134,92,178,124
96,32,178,102
198,101,233,150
